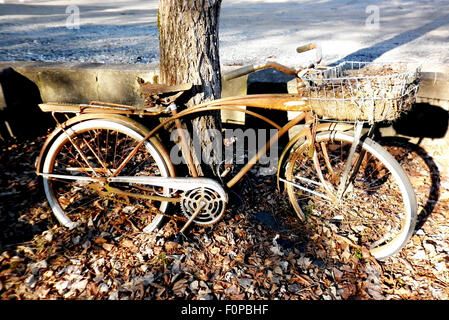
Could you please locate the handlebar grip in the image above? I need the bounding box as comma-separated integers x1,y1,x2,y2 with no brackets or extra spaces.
222,65,256,82
296,43,317,54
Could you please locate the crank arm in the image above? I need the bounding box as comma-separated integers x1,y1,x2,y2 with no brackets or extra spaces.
179,200,206,234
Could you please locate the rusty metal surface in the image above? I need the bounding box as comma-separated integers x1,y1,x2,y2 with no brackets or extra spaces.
39,91,311,116
38,87,321,190
222,62,297,81
226,110,307,188
192,93,310,112
110,97,306,178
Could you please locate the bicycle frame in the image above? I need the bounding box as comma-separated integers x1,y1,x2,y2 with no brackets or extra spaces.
36,97,357,208
103,93,355,191
37,42,327,188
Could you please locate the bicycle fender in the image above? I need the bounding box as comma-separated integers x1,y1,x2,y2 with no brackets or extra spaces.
35,114,174,177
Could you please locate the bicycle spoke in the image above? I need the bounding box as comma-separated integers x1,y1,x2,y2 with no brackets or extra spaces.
281,177,331,200
43,121,172,234
285,132,413,257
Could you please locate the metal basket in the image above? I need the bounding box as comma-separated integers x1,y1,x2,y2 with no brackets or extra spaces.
299,61,422,122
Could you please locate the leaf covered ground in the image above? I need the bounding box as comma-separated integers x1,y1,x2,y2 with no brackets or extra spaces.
0,135,448,300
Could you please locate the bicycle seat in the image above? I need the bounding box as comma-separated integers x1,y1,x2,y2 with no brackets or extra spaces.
139,82,193,96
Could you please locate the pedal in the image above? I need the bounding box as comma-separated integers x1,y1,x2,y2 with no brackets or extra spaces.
220,164,232,178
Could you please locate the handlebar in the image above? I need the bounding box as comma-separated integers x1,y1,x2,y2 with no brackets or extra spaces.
222,61,297,82
222,43,322,81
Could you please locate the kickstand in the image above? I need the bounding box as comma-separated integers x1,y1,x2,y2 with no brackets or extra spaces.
174,232,189,245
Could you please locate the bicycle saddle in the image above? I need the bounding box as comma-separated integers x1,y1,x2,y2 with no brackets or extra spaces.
139,82,193,96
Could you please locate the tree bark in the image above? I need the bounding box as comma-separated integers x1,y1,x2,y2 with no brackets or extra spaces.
159,0,223,177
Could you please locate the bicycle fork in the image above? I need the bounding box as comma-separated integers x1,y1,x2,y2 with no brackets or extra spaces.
335,122,377,203
335,121,364,201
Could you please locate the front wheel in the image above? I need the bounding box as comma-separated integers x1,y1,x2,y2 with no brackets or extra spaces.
42,119,174,234
285,131,417,260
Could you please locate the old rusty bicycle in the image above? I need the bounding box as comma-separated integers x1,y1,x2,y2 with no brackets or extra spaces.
35,44,421,260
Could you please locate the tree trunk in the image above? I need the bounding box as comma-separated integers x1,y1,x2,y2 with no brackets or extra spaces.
159,0,222,177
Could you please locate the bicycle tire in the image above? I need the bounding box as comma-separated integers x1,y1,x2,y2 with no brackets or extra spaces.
42,119,173,233
285,131,417,260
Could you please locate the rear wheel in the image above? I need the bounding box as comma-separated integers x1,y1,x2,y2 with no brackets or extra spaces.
285,131,417,259
42,119,173,234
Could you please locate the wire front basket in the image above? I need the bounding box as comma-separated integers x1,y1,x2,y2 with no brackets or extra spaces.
299,61,422,122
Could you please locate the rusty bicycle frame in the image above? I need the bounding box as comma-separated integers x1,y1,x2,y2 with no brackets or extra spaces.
105,93,354,190
36,43,357,231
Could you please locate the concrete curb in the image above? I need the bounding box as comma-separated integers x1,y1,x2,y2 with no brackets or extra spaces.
0,60,448,144
2,60,447,107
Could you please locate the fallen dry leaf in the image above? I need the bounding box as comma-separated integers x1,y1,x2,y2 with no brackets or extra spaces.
0,135,448,301
102,243,114,251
